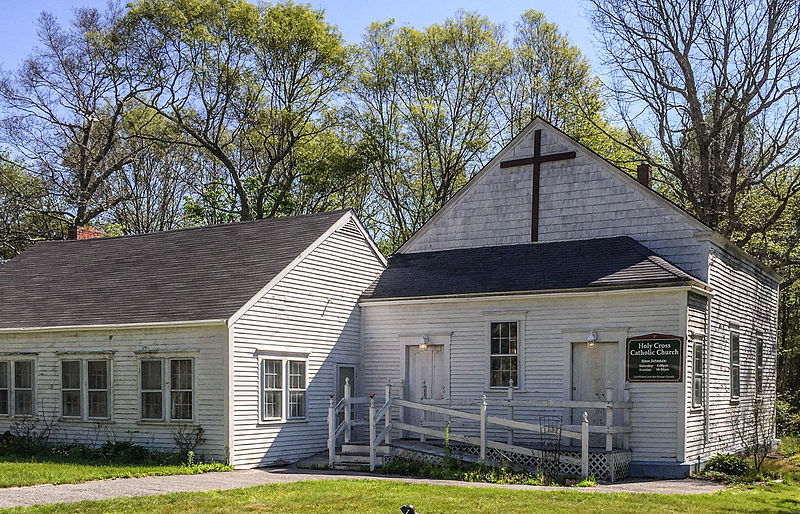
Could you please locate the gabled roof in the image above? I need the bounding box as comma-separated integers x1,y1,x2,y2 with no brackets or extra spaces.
0,209,355,330
361,236,705,301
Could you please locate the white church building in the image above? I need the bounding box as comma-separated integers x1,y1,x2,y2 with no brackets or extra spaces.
0,118,778,480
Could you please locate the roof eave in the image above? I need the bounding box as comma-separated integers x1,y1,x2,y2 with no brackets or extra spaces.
0,318,228,334
360,280,710,305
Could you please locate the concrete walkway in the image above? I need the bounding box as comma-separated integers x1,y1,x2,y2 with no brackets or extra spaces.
0,467,725,509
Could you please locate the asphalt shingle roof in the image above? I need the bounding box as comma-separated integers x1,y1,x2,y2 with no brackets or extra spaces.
0,210,349,329
361,236,702,301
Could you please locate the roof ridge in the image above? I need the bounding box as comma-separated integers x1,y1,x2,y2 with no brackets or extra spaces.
37,209,351,245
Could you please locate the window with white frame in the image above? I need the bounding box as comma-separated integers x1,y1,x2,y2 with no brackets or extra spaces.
0,362,8,416
140,360,163,420
730,326,740,400
692,341,705,408
0,360,34,417
13,360,34,416
259,358,307,421
60,359,111,420
139,358,194,422
87,360,110,419
61,361,82,418
490,322,518,387
262,359,282,420
756,335,764,399
170,359,193,421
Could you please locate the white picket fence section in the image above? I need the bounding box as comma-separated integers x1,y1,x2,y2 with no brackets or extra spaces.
328,379,632,479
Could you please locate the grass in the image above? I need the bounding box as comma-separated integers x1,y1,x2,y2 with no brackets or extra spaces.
2,478,800,513
0,456,230,488
780,436,800,464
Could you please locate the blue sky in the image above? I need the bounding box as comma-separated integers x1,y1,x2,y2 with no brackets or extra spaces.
0,0,601,71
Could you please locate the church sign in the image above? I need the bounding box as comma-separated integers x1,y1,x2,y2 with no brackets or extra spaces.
626,334,683,382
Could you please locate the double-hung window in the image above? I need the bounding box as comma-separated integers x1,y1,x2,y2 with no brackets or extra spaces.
756,335,764,399
692,341,705,408
259,358,307,422
61,361,82,418
730,326,740,400
87,361,110,419
0,362,8,416
60,359,111,420
139,358,194,422
490,322,518,388
0,360,34,417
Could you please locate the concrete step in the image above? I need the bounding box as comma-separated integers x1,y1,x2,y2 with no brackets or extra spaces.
341,444,390,456
335,454,386,465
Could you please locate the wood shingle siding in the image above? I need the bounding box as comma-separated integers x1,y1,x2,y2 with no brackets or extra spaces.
230,219,385,468
400,121,710,280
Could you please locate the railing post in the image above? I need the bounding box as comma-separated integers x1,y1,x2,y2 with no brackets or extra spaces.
369,396,376,471
328,395,335,469
581,411,589,480
385,379,392,445
399,379,406,439
420,379,427,443
605,386,614,451
507,379,514,445
344,377,351,444
480,394,488,465
623,386,631,450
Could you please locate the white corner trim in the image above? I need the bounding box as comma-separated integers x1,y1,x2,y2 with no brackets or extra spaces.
227,210,354,326
695,231,782,282
0,319,227,334
348,212,388,267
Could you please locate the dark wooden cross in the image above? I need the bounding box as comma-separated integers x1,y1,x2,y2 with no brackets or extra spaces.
499,129,576,242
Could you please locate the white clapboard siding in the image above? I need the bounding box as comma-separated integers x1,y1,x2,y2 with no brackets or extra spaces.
361,288,686,462
230,219,384,469
684,292,709,461
401,122,710,279
699,243,779,457
0,325,228,461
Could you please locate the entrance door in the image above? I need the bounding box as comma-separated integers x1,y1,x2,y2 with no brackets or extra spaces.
406,345,447,426
572,342,618,447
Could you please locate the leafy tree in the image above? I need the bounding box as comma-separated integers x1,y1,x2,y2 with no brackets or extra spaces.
124,0,352,221
0,160,63,259
588,0,800,241
352,13,511,248
0,5,153,227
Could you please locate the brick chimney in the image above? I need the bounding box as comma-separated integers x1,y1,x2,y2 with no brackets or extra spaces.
636,163,652,188
67,225,105,240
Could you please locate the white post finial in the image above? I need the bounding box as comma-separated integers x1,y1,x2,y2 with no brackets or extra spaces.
480,394,488,464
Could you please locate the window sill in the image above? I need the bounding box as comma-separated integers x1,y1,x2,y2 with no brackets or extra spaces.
136,419,196,426
257,418,309,426
689,407,704,414
58,417,114,423
485,387,523,393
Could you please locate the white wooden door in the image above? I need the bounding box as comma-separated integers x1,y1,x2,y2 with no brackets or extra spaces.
572,342,618,446
406,345,447,426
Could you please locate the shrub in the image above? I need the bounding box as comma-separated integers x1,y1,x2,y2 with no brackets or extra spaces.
51,443,94,460
99,441,150,463
702,453,749,476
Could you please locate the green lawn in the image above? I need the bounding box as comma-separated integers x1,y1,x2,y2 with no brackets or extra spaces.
4,479,800,514
0,458,229,488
